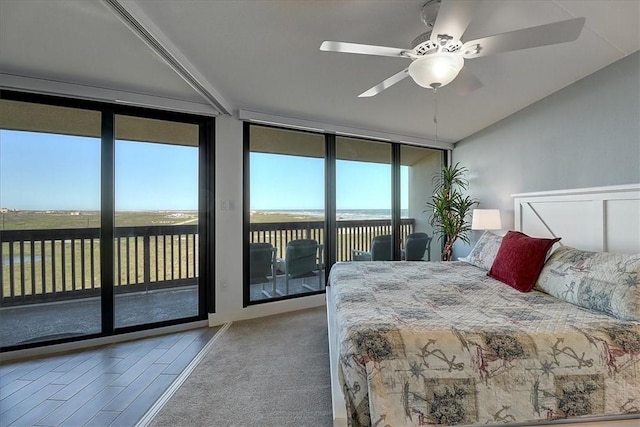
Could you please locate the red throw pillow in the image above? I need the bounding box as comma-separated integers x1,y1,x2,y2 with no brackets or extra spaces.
488,231,561,292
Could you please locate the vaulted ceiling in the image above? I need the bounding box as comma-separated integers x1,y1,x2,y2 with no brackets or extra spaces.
1,0,638,143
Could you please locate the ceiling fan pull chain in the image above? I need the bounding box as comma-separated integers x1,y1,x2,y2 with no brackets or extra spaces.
433,86,438,145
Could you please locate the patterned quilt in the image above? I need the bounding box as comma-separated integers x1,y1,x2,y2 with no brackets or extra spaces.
328,261,640,426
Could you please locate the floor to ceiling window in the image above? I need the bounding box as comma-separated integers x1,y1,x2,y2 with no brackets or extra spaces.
336,137,393,262
114,115,200,328
0,100,102,347
245,125,326,303
244,122,445,305
0,92,213,352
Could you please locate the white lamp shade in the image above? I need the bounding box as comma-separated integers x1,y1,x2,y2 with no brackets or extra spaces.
471,209,502,230
408,53,464,88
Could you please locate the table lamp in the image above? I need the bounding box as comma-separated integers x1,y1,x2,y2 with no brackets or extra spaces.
471,209,502,230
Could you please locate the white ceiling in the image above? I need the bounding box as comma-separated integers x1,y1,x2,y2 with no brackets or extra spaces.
1,0,638,143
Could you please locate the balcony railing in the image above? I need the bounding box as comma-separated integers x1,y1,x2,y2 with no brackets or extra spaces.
250,218,415,260
1,225,198,306
2,218,415,306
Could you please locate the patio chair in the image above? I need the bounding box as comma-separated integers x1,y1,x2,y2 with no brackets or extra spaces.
352,234,392,261
249,242,277,297
402,232,432,261
281,239,323,295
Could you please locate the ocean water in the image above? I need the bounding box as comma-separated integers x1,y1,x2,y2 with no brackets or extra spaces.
252,209,409,220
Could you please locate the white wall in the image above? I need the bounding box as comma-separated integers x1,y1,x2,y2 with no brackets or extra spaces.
210,116,325,325
453,52,640,257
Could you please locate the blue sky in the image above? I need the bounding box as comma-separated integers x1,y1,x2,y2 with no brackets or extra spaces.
250,152,408,210
0,130,198,210
1,130,407,211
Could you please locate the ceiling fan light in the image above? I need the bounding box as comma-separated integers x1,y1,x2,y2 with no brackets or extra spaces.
408,53,464,88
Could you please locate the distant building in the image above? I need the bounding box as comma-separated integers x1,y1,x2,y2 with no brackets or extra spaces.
70,211,80,216
0,208,7,213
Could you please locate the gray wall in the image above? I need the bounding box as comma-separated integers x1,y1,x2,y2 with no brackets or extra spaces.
408,151,441,261
453,52,640,257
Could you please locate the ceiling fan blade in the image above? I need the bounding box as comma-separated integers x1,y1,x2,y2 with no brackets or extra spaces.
449,67,483,96
461,17,586,59
320,41,408,58
431,0,478,44
358,68,410,97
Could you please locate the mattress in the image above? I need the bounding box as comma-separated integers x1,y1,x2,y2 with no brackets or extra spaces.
328,261,640,426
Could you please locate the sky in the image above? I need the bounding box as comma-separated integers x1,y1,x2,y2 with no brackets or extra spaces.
0,130,198,210
1,130,408,211
250,152,409,210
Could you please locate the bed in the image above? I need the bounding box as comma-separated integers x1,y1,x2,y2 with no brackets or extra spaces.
326,184,640,426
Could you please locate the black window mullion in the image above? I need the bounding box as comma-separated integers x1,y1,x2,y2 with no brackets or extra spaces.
242,121,251,307
324,134,336,282
391,142,401,260
200,118,215,317
101,110,115,334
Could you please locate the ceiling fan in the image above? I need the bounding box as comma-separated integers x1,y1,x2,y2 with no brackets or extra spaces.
320,0,586,97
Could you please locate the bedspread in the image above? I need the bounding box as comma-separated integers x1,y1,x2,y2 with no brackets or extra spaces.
328,261,640,426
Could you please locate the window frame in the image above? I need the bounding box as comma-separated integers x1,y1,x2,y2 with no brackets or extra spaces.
243,121,446,307
0,90,215,352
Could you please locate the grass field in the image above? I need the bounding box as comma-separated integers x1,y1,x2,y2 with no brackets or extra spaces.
250,211,322,223
1,210,199,230
1,210,320,230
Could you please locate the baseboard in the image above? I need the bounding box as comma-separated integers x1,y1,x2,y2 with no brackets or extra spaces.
207,293,326,326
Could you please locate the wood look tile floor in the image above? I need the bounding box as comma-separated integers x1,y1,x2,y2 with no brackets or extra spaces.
0,327,219,427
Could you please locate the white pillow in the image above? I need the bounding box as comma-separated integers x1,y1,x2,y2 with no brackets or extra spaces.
536,246,640,321
461,231,503,271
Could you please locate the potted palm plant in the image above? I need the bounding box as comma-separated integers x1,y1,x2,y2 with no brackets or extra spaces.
426,163,478,261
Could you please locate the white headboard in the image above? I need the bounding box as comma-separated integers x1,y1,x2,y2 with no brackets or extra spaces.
513,183,640,254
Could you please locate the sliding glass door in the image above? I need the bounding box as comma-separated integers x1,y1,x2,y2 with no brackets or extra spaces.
0,100,102,347
114,115,200,328
0,93,212,351
336,137,392,261
246,125,325,303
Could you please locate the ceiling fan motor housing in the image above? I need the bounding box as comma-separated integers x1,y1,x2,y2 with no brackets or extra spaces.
412,32,438,56
412,32,462,56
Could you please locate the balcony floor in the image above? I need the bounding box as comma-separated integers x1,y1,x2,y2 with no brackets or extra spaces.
1,275,325,348
0,287,199,348
249,271,326,302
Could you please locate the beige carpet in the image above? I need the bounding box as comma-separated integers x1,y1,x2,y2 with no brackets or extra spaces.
150,307,333,427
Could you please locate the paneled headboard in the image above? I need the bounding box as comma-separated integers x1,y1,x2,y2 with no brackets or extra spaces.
513,183,640,254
